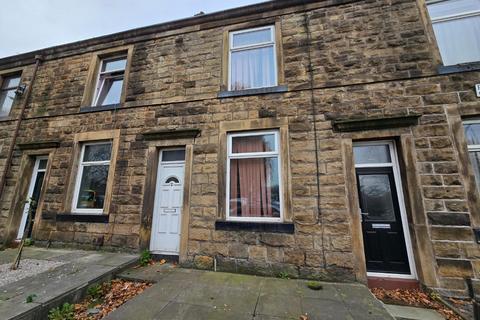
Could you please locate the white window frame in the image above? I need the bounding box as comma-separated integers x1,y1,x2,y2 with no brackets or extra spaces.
92,55,127,106
226,130,283,222
426,0,480,23
426,0,480,65
463,120,480,189
228,25,278,91
72,141,112,214
464,119,480,151
0,74,21,116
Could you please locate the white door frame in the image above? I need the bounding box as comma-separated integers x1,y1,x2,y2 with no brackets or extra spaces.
354,140,417,280
150,148,186,255
17,156,48,240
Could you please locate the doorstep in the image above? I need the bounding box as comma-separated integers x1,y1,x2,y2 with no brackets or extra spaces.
384,304,445,320
368,276,420,290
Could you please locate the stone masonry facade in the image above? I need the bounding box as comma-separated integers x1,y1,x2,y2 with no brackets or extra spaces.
0,0,480,299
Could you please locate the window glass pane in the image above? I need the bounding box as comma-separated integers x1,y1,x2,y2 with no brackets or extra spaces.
469,151,480,191
428,0,480,19
432,15,480,65
231,46,276,90
162,150,186,162
358,174,396,221
76,165,109,210
464,122,480,145
232,134,276,153
2,75,20,89
83,143,112,162
96,77,124,105
232,28,272,47
0,89,15,116
101,57,127,72
229,157,280,218
354,145,391,165
38,159,48,170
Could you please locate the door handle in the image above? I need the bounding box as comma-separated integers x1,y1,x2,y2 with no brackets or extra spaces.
361,212,369,216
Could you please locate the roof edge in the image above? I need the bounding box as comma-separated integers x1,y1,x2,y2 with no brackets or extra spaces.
0,0,324,67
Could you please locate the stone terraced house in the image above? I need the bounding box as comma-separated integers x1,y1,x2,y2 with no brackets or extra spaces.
1,0,480,300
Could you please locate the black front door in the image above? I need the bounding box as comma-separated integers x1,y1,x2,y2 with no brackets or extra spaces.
26,170,45,237
356,167,410,274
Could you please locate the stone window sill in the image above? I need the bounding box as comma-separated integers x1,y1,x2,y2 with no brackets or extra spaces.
215,220,294,234
79,104,120,113
55,213,109,223
0,116,12,122
437,62,480,75
217,85,288,98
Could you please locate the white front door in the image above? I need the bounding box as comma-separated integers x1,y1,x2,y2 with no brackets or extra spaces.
150,149,186,255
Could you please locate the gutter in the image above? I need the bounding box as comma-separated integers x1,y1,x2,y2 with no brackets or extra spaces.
0,55,43,224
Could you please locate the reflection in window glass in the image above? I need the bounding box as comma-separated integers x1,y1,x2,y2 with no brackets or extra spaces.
38,159,48,170
358,174,395,221
232,28,272,47
74,142,112,212
354,145,391,165
232,134,276,153
76,165,108,210
227,131,281,220
427,0,480,65
464,122,480,145
0,74,21,117
162,150,186,162
229,26,276,91
83,143,112,162
94,56,127,106
464,121,480,192
229,157,280,218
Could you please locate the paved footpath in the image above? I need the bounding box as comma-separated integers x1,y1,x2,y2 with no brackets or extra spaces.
0,247,137,320
106,263,394,320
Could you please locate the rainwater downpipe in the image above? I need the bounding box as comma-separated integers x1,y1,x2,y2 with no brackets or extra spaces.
0,55,43,242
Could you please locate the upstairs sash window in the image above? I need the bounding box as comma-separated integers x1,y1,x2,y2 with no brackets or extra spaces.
0,74,21,117
93,56,127,106
229,26,277,91
427,0,480,65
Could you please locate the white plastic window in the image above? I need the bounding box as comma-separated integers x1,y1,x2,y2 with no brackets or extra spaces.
229,26,277,91
72,142,112,214
93,56,127,106
226,130,282,222
427,0,480,65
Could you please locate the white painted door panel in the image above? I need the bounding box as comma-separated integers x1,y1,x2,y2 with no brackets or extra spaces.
150,152,185,255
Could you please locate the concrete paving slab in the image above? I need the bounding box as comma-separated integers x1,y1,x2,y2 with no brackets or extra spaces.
301,297,353,320
0,247,138,320
384,304,445,320
256,294,303,318
103,264,395,320
155,302,252,320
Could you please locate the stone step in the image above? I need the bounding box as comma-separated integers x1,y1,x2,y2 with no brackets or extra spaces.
384,304,445,320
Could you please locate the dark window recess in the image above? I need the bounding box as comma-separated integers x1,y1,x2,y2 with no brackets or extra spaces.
215,221,294,234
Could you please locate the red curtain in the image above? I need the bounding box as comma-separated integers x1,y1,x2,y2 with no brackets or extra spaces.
230,136,272,217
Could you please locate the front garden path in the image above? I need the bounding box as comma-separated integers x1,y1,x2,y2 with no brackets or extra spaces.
107,262,394,320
